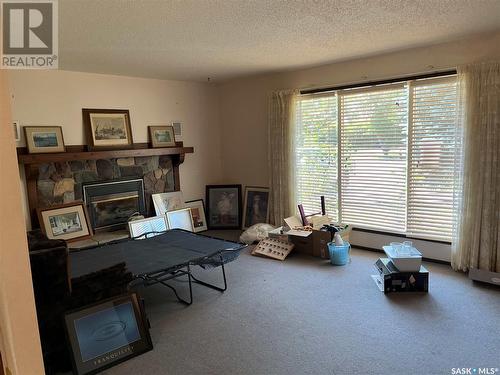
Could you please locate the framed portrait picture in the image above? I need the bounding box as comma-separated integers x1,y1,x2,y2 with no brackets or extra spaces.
166,208,194,232
128,215,168,239
149,125,176,148
24,126,65,153
64,293,153,375
82,109,133,150
37,202,92,242
206,185,242,229
242,186,270,229
184,199,208,232
152,191,184,216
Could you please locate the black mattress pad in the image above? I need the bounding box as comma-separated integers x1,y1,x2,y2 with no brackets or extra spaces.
70,229,245,278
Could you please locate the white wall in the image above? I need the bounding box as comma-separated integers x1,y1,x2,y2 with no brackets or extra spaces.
217,30,500,261
9,70,222,228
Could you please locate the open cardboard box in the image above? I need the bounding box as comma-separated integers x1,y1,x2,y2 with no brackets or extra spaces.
269,221,351,259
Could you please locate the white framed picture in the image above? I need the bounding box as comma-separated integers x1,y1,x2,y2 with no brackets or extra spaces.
166,208,194,232
128,215,168,239
184,199,207,232
152,191,184,216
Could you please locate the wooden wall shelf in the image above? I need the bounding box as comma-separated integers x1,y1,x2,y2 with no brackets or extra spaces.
17,143,194,165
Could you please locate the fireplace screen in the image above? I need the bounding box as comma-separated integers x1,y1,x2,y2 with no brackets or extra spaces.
83,179,146,232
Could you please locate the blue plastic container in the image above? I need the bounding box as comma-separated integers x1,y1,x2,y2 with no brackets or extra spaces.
328,241,351,266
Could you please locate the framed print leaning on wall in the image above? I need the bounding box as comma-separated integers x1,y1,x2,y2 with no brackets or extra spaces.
184,199,208,232
242,186,270,229
206,185,242,229
24,126,65,153
82,108,133,150
37,202,92,242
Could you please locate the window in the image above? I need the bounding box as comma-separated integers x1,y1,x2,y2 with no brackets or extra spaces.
295,95,339,221
294,75,458,241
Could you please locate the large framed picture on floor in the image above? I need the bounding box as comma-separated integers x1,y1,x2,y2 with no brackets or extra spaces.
206,184,242,229
64,293,152,375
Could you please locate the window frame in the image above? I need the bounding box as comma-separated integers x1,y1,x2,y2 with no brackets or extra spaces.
296,71,458,243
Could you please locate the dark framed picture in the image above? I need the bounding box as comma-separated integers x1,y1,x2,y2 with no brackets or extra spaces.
24,126,65,153
184,199,208,232
64,293,153,375
83,179,146,232
37,202,92,242
242,186,270,229
149,125,176,147
82,108,133,150
206,185,242,229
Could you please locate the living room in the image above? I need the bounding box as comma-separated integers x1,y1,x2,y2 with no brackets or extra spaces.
0,2,499,375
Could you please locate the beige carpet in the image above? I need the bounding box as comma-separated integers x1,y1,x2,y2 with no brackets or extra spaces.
104,238,500,375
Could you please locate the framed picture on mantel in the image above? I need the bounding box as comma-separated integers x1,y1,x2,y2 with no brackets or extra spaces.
83,108,133,150
149,125,176,148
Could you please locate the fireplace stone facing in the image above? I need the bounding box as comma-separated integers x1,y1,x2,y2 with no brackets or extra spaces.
35,155,175,215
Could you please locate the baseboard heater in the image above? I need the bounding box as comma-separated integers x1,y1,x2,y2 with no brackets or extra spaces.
468,268,500,286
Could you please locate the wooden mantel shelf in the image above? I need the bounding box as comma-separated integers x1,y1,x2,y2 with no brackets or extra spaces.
17,144,194,165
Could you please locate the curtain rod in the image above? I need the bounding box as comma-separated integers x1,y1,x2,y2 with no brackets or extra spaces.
300,69,457,95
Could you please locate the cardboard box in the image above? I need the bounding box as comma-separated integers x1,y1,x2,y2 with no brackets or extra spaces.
270,225,350,259
289,229,331,259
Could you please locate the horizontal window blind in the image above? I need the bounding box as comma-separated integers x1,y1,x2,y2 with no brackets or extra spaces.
295,95,338,220
339,85,408,232
293,75,458,241
407,77,458,240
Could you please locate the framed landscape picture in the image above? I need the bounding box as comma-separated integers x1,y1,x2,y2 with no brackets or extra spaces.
83,108,133,150
24,126,65,153
184,199,208,232
37,202,92,242
64,293,153,375
149,125,176,147
206,185,242,229
242,186,270,229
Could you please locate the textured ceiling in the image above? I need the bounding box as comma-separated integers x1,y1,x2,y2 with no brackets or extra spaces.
59,0,500,82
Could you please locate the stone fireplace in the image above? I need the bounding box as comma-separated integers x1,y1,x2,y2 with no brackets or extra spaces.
18,144,193,229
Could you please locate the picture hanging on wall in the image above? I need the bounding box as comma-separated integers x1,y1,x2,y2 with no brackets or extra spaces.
82,108,133,150
242,186,270,229
148,125,176,148
206,185,242,229
24,126,65,153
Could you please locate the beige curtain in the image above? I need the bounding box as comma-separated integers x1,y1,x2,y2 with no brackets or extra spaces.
268,89,299,225
452,62,500,272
